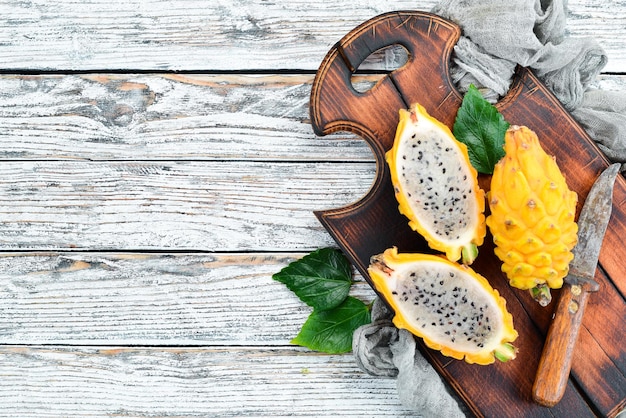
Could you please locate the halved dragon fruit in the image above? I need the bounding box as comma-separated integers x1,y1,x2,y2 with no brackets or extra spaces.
386,103,486,264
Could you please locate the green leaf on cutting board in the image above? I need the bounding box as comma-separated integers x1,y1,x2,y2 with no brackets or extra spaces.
453,84,510,174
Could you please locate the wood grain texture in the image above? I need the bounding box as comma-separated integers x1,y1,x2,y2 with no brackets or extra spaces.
1,74,623,162
0,74,374,161
0,0,624,72
0,346,420,417
0,161,373,251
0,251,603,417
0,251,620,415
0,252,377,345
0,0,423,72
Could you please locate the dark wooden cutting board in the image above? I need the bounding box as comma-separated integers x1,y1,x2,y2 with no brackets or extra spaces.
309,11,625,418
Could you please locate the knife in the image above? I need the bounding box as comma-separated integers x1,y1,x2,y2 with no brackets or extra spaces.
532,163,620,408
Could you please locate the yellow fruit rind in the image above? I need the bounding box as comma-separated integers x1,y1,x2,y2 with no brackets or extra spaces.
368,247,518,365
487,126,578,303
386,103,486,265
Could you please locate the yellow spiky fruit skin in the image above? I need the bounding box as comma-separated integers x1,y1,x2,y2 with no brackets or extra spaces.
487,126,578,292
386,103,486,264
368,247,518,365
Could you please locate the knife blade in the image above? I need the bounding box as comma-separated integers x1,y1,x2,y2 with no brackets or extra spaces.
532,162,620,407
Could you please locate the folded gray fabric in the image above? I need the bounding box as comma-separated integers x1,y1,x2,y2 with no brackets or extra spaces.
391,330,468,418
431,0,626,169
352,0,626,414
573,90,626,166
352,298,399,378
352,299,467,417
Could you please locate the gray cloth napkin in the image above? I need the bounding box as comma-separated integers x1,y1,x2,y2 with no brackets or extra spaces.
353,299,468,417
353,0,626,414
432,0,626,171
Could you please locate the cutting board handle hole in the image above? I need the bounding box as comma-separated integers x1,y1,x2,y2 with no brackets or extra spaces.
350,44,409,93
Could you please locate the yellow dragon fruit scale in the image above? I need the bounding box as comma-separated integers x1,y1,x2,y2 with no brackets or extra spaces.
487,125,578,294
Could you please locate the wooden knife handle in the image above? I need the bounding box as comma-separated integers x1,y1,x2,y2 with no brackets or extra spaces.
532,282,594,407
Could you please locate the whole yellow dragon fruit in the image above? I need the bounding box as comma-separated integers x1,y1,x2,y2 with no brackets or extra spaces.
369,247,518,365
387,103,486,264
487,125,578,306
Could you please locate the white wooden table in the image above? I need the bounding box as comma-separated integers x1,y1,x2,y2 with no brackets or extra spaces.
0,1,623,416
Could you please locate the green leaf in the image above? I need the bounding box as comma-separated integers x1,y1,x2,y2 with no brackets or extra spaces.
291,297,371,354
453,84,510,174
272,248,352,311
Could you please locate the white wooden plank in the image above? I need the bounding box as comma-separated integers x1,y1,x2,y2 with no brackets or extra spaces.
0,74,373,161
0,0,426,72
0,252,377,345
0,161,375,251
566,3,626,74
1,74,624,162
0,0,623,72
0,346,424,417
